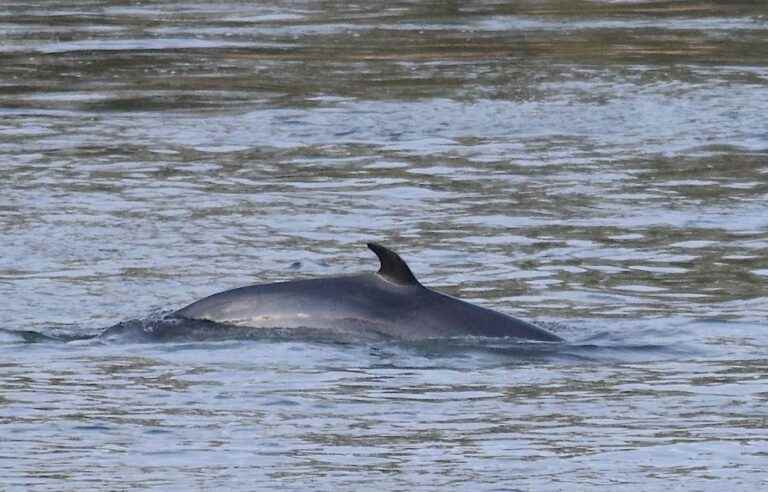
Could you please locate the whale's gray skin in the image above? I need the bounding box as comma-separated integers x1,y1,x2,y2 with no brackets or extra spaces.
174,243,562,342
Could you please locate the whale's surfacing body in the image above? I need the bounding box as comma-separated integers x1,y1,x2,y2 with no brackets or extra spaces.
173,243,562,342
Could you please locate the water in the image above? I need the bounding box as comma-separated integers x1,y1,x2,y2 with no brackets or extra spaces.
1,0,767,489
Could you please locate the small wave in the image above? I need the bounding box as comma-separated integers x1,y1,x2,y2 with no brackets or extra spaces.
392,336,688,364
98,314,393,344
2,315,698,364
0,328,64,343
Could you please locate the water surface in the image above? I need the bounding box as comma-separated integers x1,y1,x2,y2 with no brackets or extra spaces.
1,1,767,490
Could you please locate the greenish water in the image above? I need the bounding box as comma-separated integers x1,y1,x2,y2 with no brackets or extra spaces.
1,1,767,490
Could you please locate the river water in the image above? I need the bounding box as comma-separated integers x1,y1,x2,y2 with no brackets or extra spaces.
1,1,767,490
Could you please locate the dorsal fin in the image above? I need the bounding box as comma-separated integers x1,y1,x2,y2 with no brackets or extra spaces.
367,242,421,286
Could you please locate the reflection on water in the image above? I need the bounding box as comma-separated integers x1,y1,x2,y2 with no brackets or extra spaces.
1,0,767,490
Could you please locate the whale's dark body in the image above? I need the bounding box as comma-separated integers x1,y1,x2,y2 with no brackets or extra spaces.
174,243,561,342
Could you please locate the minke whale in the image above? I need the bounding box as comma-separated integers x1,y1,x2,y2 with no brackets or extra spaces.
173,243,562,342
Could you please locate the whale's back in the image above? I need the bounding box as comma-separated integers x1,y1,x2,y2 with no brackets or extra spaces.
175,272,561,342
